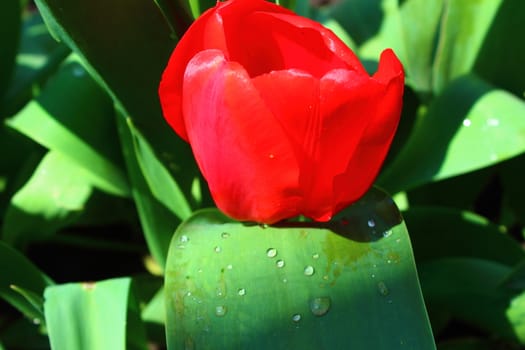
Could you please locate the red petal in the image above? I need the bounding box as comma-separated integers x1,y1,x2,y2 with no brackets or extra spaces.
331,49,405,213
227,11,363,77
182,49,302,223
159,4,228,141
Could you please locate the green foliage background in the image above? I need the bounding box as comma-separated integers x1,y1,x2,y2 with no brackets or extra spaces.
1,0,525,349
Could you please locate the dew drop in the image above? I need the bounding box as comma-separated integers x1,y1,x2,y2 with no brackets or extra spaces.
237,288,246,296
282,278,288,283
292,313,302,322
214,246,222,253
312,253,319,259
180,235,189,243
215,305,227,317
221,232,230,239
266,248,277,258
309,296,331,317
304,265,315,276
269,153,275,159
276,259,285,268
227,264,233,270
367,219,376,228
377,281,389,296
383,229,393,238
32,318,41,325
463,119,472,127
487,118,500,127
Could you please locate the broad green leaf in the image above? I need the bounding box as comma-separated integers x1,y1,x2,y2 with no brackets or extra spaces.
1,10,69,117
474,0,525,97
117,112,179,270
404,207,525,266
6,56,129,197
0,0,21,101
2,151,92,246
0,241,53,322
432,0,502,92
356,0,443,92
420,257,525,344
127,119,193,221
165,188,435,349
44,277,148,350
379,75,525,193
33,0,177,135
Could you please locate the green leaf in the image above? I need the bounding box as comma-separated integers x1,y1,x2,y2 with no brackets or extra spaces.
474,0,525,97
356,0,443,92
44,277,148,350
419,257,524,344
0,241,53,322
1,11,69,117
432,0,502,93
165,188,435,349
141,287,166,325
187,0,216,18
379,75,525,193
127,119,193,221
117,112,179,270
0,0,21,101
6,56,129,197
33,0,176,132
404,207,525,266
2,151,93,246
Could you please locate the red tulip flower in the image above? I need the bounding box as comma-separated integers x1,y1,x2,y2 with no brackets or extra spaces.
159,0,404,224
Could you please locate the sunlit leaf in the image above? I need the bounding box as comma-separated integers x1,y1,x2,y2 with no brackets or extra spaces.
44,278,147,350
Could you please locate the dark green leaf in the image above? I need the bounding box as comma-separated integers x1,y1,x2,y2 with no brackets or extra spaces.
1,11,69,117
0,0,21,100
419,257,525,344
404,207,525,266
116,111,179,270
0,241,53,322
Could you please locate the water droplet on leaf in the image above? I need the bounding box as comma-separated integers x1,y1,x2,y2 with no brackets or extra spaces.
276,259,285,268
266,248,277,258
214,246,221,253
304,265,315,276
221,232,230,239
377,281,389,296
238,288,246,296
292,314,301,322
215,305,227,317
309,297,331,317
